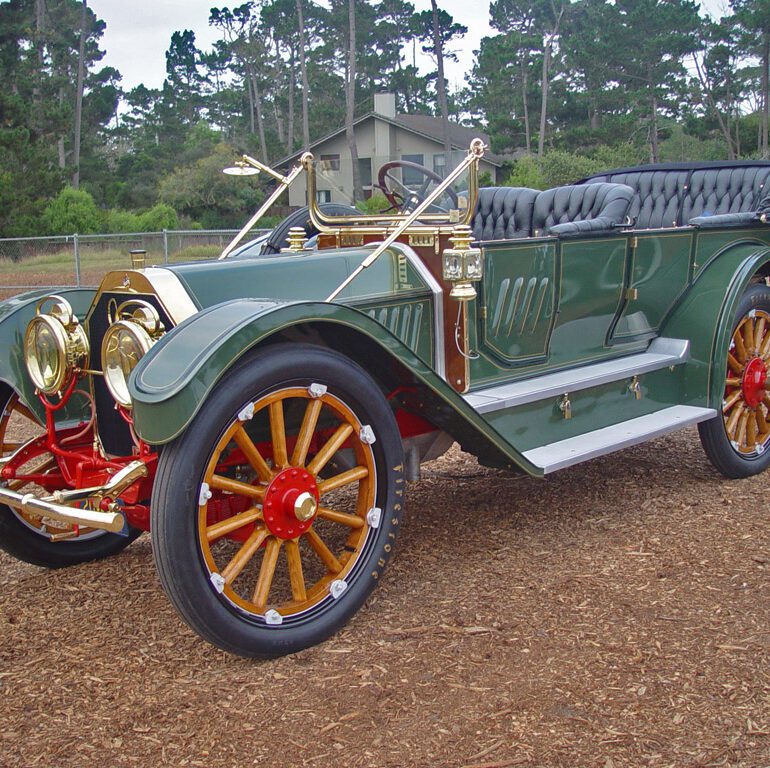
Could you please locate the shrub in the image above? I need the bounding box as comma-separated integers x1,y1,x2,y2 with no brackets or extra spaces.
139,203,179,232
505,155,546,190
42,187,102,235
104,209,142,233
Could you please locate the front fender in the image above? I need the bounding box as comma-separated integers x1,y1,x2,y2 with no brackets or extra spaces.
660,243,770,409
129,298,541,475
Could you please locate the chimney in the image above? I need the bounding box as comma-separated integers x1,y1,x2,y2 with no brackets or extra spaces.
374,92,396,118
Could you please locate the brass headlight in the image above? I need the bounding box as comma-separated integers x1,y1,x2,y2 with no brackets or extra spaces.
102,301,163,408
24,296,89,395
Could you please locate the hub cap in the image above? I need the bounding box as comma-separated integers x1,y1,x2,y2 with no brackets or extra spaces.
263,468,319,538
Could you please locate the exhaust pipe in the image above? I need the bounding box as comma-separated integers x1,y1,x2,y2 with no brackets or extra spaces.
0,460,148,534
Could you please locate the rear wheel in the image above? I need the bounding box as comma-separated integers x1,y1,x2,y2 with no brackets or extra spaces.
0,388,138,567
699,284,770,478
151,344,404,658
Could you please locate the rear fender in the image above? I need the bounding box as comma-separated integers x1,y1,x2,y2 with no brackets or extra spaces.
129,299,541,475
660,243,770,409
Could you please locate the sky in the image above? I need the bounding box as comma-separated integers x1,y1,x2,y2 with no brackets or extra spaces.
89,0,729,94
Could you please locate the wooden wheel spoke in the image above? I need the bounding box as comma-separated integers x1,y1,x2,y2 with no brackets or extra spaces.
737,410,750,447
747,410,759,449
317,465,369,495
755,317,767,354
221,526,269,584
252,536,282,610
269,401,288,470
233,426,272,482
725,377,741,388
760,329,770,359
285,539,307,602
304,527,342,573
291,398,323,468
316,505,365,529
210,474,266,501
758,406,769,433
306,423,354,476
734,330,748,362
726,402,745,438
206,507,263,542
728,353,743,376
743,319,755,355
722,390,743,413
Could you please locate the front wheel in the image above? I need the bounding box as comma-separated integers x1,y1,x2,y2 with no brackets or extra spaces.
151,344,405,658
699,283,770,478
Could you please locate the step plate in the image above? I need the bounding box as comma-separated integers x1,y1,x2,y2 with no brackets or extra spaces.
465,338,689,414
524,405,717,474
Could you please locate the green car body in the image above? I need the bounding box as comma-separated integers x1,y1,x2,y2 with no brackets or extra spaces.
3,147,770,657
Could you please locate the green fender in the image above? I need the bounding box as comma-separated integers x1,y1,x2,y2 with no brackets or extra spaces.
129,298,541,476
660,242,770,410
0,288,96,423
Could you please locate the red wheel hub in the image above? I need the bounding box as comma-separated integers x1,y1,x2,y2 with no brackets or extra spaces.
742,357,768,409
263,468,319,539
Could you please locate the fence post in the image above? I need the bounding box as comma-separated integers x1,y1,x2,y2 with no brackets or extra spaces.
73,234,81,287
163,229,169,264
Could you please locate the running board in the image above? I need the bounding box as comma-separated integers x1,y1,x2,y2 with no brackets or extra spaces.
465,338,689,414
523,405,717,474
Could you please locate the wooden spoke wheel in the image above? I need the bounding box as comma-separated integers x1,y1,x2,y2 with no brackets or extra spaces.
699,284,770,478
0,386,138,567
151,345,404,658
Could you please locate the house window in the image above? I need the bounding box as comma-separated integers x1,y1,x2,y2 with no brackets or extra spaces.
401,154,424,186
319,154,340,172
433,153,446,179
358,157,373,188
316,190,332,204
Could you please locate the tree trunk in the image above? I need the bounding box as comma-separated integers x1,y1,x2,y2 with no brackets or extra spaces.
345,0,362,202
296,0,310,151
650,92,659,164
250,72,268,163
520,59,531,154
537,7,563,159
58,86,66,169
286,45,295,154
762,32,769,159
33,0,46,131
71,0,87,189
431,0,452,170
246,66,256,134
693,54,735,160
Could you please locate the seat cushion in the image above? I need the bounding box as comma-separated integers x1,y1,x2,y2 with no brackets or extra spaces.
532,183,634,235
471,187,539,242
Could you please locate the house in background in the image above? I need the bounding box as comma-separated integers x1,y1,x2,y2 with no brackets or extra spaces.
278,93,504,209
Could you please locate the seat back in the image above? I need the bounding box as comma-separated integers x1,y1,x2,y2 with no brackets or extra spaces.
681,166,770,221
531,183,634,235
471,186,539,242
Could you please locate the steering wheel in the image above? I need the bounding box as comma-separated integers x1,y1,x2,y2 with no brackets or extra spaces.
375,160,459,213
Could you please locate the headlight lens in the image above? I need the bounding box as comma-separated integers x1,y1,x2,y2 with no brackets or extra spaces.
24,297,88,395
102,321,153,408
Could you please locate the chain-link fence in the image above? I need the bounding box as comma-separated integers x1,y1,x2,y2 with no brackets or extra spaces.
0,229,270,298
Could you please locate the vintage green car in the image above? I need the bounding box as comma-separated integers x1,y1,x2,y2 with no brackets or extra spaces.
2,141,770,657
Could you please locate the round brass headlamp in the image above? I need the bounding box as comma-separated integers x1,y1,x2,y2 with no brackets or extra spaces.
101,301,164,408
24,296,89,395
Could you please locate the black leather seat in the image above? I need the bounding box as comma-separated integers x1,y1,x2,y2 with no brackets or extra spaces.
531,183,634,236
580,162,770,229
471,186,539,242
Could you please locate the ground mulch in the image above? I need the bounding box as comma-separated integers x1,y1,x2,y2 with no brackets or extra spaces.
1,430,768,767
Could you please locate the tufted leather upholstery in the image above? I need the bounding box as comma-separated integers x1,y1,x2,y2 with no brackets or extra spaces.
580,162,770,229
531,183,634,236
471,187,539,241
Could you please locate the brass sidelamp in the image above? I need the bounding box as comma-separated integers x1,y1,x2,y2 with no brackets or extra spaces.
442,224,483,301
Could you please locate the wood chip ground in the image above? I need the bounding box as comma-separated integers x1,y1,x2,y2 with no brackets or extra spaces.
1,429,768,767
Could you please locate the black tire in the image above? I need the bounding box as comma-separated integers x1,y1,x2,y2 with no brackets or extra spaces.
0,387,140,568
151,344,404,658
698,283,770,478
261,203,359,255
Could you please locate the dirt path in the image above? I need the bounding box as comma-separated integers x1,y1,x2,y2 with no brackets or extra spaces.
1,431,768,767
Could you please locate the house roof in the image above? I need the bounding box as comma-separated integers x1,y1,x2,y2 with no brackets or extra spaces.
277,111,504,168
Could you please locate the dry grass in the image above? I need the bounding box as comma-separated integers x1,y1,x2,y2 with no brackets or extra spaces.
0,430,768,767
